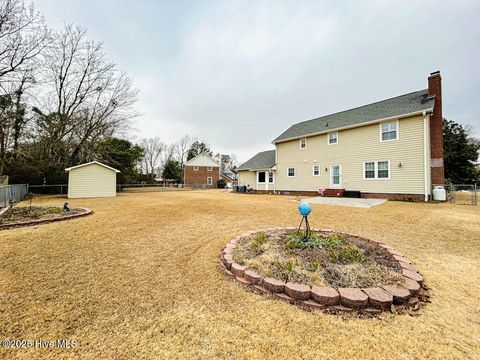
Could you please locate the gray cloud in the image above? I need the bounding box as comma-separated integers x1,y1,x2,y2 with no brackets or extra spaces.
36,0,480,161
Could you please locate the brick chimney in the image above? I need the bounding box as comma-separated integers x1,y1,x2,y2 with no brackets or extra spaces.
428,71,445,185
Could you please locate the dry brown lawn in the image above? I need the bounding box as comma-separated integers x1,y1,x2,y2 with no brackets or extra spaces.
0,190,479,359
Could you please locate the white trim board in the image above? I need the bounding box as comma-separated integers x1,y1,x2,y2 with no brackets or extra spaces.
65,161,120,173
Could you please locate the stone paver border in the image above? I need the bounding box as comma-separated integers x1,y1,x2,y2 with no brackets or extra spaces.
220,228,427,314
0,207,93,230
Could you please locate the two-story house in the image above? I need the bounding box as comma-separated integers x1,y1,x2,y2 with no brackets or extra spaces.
184,153,221,188
238,71,444,201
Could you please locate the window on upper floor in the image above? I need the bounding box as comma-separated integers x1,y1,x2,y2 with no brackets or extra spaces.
207,166,212,171
287,167,295,177
299,138,307,149
380,121,398,141
328,132,338,144
193,166,199,171
364,160,390,180
313,165,320,176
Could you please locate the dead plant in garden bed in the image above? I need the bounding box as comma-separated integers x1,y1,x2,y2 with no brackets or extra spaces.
0,206,83,224
232,230,404,288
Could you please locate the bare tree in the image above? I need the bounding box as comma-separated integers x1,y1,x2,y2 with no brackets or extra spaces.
0,0,50,86
174,134,195,170
34,24,138,166
140,137,165,181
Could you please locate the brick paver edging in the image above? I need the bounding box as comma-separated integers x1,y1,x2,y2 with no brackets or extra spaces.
220,228,427,314
0,207,93,230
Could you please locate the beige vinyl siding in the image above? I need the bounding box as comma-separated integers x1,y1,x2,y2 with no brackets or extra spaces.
275,114,428,194
68,163,117,198
238,170,256,188
239,170,275,191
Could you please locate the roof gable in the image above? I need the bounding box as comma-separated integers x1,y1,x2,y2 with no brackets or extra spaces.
273,89,434,143
184,152,220,167
238,150,276,171
65,161,120,173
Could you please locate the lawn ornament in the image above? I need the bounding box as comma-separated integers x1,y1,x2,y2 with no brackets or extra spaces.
63,202,70,213
297,202,312,240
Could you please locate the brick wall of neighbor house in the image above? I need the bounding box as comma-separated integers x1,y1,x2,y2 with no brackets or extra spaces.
428,71,445,185
184,166,220,188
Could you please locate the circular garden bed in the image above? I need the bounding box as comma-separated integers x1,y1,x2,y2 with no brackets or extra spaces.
0,206,93,230
220,228,427,314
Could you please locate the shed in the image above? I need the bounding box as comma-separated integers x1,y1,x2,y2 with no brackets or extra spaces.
65,161,120,199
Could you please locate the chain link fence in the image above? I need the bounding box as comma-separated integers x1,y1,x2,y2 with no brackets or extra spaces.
117,184,190,192
0,184,28,208
28,184,68,195
438,184,478,205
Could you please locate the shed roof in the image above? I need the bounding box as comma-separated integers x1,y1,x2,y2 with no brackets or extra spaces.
238,150,276,171
65,161,120,173
273,89,435,143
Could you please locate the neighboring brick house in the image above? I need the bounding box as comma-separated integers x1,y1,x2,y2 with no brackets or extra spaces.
238,71,445,201
184,153,221,188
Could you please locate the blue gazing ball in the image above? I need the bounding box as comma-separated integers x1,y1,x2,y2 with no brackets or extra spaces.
298,203,311,216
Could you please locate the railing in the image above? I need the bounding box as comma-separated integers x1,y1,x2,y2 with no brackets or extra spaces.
0,184,28,208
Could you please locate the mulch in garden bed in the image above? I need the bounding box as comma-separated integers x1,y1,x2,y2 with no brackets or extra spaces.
0,206,84,225
232,229,405,288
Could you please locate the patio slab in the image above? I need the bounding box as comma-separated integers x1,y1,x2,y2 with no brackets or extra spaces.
301,197,387,208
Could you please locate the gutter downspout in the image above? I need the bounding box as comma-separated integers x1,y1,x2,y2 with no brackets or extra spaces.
423,111,429,202
274,144,278,194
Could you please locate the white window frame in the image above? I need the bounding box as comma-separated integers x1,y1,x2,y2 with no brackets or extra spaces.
379,121,399,142
207,166,212,171
268,171,274,183
287,167,296,177
363,161,376,180
257,171,266,184
328,132,338,145
312,165,320,176
193,166,199,171
299,138,307,149
330,164,342,187
207,177,213,185
363,160,391,180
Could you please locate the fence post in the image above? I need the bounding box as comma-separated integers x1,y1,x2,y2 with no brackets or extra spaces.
475,183,478,206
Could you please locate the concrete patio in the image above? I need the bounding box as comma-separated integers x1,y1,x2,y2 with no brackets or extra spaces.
301,197,387,208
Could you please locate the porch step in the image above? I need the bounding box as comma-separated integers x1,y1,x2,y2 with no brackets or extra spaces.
323,188,345,197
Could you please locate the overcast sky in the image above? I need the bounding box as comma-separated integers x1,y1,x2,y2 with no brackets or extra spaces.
36,0,480,162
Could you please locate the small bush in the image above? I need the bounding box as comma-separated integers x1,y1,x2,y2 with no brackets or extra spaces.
322,233,346,248
217,179,227,189
285,232,347,251
251,232,267,254
307,261,322,272
273,258,296,273
330,246,366,263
